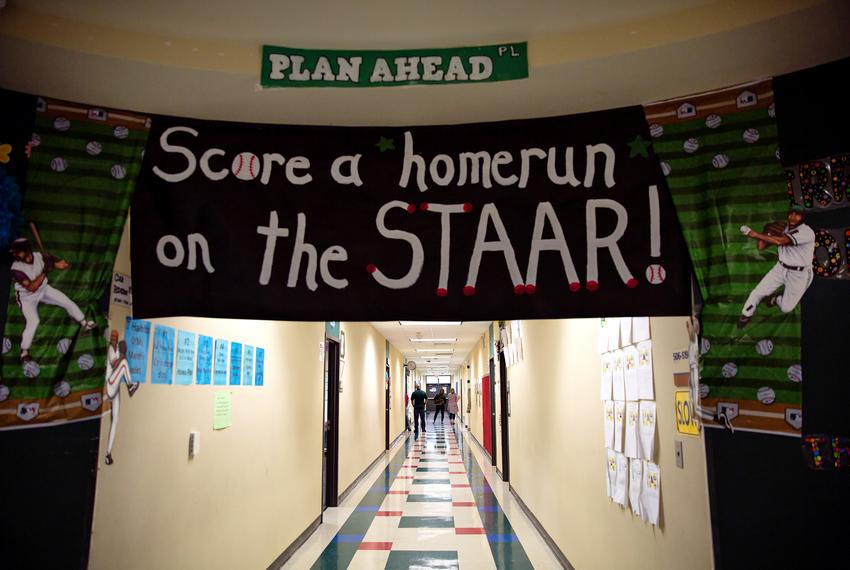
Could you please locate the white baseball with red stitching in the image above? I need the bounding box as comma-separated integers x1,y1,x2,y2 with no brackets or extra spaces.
231,152,260,180
645,264,666,285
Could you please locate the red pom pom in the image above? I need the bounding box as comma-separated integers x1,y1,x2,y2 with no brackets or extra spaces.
436,288,448,297
586,280,599,292
463,203,473,213
366,264,377,274
419,202,429,211
569,282,581,293
626,278,638,289
406,203,416,214
463,285,476,296
514,284,526,295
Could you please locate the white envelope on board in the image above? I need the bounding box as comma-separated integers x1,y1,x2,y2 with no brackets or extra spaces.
613,401,625,453
623,345,639,402
606,449,617,498
620,317,632,346
641,461,661,525
612,350,625,401
614,452,629,507
637,340,654,400
604,400,615,449
629,459,643,518
639,400,657,461
599,319,610,354
601,352,613,400
633,317,650,342
624,401,640,458
607,318,620,351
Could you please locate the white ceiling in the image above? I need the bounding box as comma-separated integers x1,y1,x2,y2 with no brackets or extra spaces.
371,321,491,374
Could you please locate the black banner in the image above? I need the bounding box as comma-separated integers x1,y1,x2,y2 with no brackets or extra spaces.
131,108,690,320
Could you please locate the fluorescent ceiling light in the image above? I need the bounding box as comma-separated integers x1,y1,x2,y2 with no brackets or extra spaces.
409,338,457,343
416,348,454,352
399,321,462,326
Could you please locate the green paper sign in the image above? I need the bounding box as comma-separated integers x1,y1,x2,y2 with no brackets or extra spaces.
213,391,232,430
261,43,528,88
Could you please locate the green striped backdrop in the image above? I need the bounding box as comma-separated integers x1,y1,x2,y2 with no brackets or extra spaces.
2,104,147,415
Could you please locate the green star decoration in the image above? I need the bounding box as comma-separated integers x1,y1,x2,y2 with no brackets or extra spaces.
376,136,395,152
628,135,651,158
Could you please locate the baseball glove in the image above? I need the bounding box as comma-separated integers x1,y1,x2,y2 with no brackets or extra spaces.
762,221,785,236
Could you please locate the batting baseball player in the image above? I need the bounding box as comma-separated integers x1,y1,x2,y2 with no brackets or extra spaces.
105,329,139,465
737,205,814,328
9,238,96,362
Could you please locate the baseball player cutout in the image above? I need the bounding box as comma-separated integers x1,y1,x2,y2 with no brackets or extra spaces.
737,205,815,328
105,329,139,465
9,237,96,362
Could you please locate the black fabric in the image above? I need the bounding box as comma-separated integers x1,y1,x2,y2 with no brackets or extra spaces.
410,388,427,408
132,109,691,321
774,57,850,166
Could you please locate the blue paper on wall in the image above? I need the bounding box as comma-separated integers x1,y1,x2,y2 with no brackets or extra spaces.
243,345,254,385
175,330,196,385
255,347,265,387
197,335,213,385
230,342,242,386
151,324,175,385
124,317,151,383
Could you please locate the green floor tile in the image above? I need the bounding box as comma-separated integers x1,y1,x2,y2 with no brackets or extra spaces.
412,478,451,484
407,494,452,502
398,516,455,528
416,467,449,472
385,550,459,570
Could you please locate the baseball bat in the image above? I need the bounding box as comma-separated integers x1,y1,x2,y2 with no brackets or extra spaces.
28,221,47,255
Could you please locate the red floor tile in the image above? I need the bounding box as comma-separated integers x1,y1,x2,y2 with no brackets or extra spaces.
452,501,476,507
358,541,393,550
451,484,471,488
376,511,404,516
387,490,410,495
455,527,487,535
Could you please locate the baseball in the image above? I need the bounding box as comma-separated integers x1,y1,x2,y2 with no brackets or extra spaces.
231,152,260,180
50,157,68,172
705,114,722,129
57,338,72,355
113,125,129,139
787,364,802,383
649,124,664,138
768,103,776,118
721,362,738,378
77,354,95,370
683,137,700,153
86,141,103,156
660,162,672,176
712,154,730,169
54,117,70,131
699,383,710,398
645,264,666,284
2,337,11,354
53,380,71,399
30,133,41,147
756,386,776,405
23,360,41,378
743,128,760,143
0,384,9,402
700,337,711,355
111,164,127,180
755,339,774,356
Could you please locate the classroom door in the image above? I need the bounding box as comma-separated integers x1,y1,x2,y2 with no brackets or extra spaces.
482,375,493,457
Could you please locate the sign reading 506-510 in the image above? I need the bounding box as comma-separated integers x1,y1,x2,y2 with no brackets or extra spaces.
261,43,528,88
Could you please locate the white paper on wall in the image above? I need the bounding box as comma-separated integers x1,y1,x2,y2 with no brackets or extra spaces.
614,401,626,453
613,452,629,507
606,449,618,498
607,317,620,351
641,461,661,525
600,352,613,400
623,345,639,401
612,350,625,401
637,340,654,400
620,317,632,346
604,400,615,449
633,317,650,342
639,400,657,461
624,401,640,458
629,458,643,518
598,319,610,354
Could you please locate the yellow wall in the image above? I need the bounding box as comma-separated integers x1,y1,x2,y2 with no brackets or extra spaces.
508,317,713,569
462,331,490,447
91,222,325,570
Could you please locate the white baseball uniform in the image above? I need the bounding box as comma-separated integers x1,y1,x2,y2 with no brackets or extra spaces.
11,253,86,350
105,342,135,457
741,223,815,317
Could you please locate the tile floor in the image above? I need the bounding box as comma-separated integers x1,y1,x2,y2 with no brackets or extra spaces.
281,414,561,569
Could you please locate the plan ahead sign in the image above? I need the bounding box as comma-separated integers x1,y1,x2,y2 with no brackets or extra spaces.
131,108,691,321
260,43,528,88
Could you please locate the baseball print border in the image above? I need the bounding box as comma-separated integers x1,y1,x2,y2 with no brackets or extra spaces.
1,96,149,430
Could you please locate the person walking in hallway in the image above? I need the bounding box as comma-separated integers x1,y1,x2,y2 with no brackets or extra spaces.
411,383,427,438
434,387,446,424
447,388,459,425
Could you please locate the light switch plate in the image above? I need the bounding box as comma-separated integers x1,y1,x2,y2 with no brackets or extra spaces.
675,440,684,469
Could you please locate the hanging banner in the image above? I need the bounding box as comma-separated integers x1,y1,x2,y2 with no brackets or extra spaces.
1,97,149,430
260,43,528,88
131,108,691,321
646,80,802,436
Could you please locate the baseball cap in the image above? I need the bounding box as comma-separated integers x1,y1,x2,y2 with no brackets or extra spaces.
790,204,805,213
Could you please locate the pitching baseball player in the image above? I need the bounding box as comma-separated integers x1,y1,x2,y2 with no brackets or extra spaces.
9,238,96,362
105,329,139,465
737,205,814,328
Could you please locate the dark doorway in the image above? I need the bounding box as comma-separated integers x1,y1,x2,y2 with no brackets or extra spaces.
498,347,511,481
385,361,390,450
488,357,497,467
482,374,493,460
322,339,341,510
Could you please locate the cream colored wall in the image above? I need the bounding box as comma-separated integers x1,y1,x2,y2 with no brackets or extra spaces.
389,343,406,442
508,318,712,570
462,332,489,446
91,222,325,570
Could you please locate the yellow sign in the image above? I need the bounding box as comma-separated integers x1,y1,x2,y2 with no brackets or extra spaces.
675,390,700,436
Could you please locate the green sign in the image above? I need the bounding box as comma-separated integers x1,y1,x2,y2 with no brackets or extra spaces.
261,43,528,88
213,391,232,430
325,321,340,342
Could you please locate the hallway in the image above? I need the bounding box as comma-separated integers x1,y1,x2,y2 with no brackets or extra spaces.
282,416,560,569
